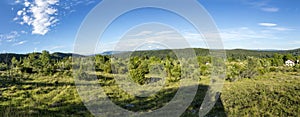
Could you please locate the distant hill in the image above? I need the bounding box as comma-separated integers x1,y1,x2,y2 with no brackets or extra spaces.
51,52,84,58
226,48,300,59
0,52,84,63
0,53,27,63
102,48,300,59
100,51,128,55
0,48,299,63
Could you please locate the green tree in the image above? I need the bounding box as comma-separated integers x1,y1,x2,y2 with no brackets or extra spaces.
129,57,148,85
39,50,52,74
10,57,19,69
0,63,8,71
40,50,50,66
22,53,38,73
226,62,245,82
241,57,260,79
95,55,106,71
103,61,112,73
272,53,284,66
283,54,295,61
164,57,173,79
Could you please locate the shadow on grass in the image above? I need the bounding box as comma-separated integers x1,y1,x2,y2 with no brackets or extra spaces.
0,75,93,117
97,74,227,117
0,75,75,88
0,74,226,117
0,102,92,117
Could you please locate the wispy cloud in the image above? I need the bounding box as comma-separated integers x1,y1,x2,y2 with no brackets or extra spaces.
0,31,20,42
219,27,278,41
259,22,277,27
270,27,294,31
13,40,27,46
48,45,65,51
261,7,279,12
129,31,153,37
97,29,198,53
98,26,286,52
258,23,294,31
244,0,279,12
288,40,300,45
15,0,60,35
60,0,97,16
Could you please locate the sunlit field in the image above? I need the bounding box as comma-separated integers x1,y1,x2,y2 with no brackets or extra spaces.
0,49,299,116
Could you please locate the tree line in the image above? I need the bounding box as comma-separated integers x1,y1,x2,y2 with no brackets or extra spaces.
0,50,299,83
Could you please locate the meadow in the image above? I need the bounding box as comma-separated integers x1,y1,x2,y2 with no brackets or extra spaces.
0,49,299,116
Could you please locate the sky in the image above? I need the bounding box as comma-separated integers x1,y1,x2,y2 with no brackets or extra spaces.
0,0,299,54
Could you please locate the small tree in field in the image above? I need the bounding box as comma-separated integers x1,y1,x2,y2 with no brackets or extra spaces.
129,57,148,85
0,63,8,71
226,62,245,82
39,50,52,75
11,57,19,69
22,53,38,73
240,57,260,79
103,61,112,74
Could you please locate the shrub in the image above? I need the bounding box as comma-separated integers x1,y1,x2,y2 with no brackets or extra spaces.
0,63,8,71
129,69,146,85
128,57,148,85
269,67,278,72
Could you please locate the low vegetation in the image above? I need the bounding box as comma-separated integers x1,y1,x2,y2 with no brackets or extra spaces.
0,49,299,116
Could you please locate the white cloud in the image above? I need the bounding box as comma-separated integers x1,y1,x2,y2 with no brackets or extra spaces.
245,0,268,7
95,29,211,53
48,45,65,51
291,41,300,44
129,31,153,37
258,23,293,32
24,1,31,7
155,31,176,35
13,17,19,21
216,27,278,41
13,41,27,46
60,0,97,16
0,31,20,42
270,27,294,31
261,7,279,12
17,10,23,16
15,0,59,35
244,0,279,12
21,30,27,34
259,23,277,27
15,0,21,4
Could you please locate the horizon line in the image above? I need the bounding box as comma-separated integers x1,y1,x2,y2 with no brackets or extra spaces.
0,47,299,55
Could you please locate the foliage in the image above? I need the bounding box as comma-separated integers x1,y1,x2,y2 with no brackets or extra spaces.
128,57,148,85
0,62,8,71
222,72,300,116
0,49,299,116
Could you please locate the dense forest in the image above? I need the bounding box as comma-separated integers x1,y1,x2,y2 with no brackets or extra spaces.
0,48,299,116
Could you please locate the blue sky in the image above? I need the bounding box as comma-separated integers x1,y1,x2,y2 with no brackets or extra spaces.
0,0,299,54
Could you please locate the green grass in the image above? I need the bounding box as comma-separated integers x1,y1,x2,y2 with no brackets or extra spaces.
0,73,92,117
0,71,299,116
221,72,300,116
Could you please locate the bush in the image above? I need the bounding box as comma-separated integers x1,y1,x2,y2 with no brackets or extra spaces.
0,63,8,71
269,67,278,72
129,69,146,85
128,57,148,85
20,67,34,73
226,62,245,82
240,57,260,79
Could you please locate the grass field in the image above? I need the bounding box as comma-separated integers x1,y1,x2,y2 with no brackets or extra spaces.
0,71,299,116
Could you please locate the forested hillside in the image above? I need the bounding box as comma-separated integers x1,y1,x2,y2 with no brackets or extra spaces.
108,48,300,60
